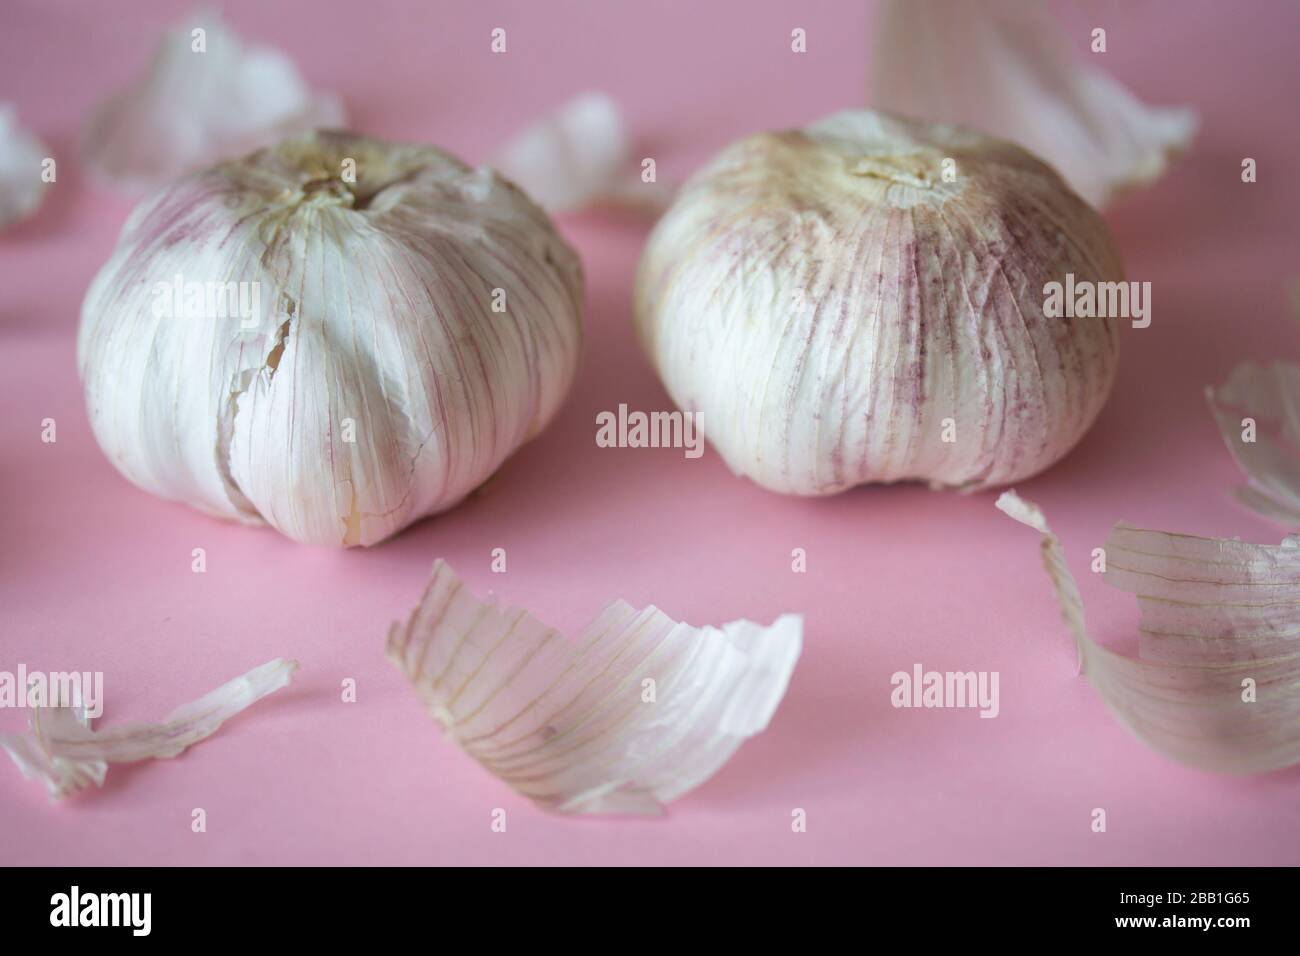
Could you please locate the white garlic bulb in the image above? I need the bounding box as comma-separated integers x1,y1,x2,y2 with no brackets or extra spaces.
635,111,1122,494
79,131,583,546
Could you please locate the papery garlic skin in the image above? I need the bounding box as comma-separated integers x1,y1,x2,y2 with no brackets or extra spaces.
82,11,344,194
872,0,1197,209
492,91,673,215
79,131,583,547
0,105,49,228
1001,492,1300,774
634,111,1122,495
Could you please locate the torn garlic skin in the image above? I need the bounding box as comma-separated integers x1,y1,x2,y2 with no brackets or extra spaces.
82,10,344,194
872,0,1197,209
0,659,297,800
491,90,673,216
0,105,49,228
78,131,584,547
1000,493,1300,774
636,111,1122,496
1207,361,1300,527
387,561,802,815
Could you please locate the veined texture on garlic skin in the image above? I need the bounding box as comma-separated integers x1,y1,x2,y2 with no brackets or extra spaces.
0,658,297,801
1206,361,1300,527
871,0,1197,210
1000,492,1300,774
78,131,584,547
634,110,1123,496
387,560,802,815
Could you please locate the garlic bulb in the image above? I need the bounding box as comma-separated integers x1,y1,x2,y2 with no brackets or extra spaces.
634,111,1122,495
1207,361,1300,526
1001,492,1300,774
79,131,583,547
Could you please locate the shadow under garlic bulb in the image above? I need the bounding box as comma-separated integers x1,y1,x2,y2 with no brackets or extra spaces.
634,111,1122,495
78,131,583,546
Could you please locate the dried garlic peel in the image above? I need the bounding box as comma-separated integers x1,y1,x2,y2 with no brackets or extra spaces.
0,659,297,800
873,0,1197,209
999,492,1300,773
82,11,343,193
1207,361,1300,527
387,561,802,815
492,91,672,215
0,105,49,228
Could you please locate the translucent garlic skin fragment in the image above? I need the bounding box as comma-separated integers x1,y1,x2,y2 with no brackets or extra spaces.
872,0,1197,209
82,10,344,194
635,111,1122,496
387,561,802,815
1207,362,1300,527
0,659,297,801
78,132,583,547
491,91,671,215
0,105,49,227
999,492,1300,774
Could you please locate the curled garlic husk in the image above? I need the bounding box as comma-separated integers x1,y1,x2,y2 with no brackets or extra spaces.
634,110,1122,495
387,560,801,814
1000,492,1300,774
78,131,583,547
0,105,49,228
1207,361,1300,527
82,10,344,194
0,659,297,800
872,0,1197,209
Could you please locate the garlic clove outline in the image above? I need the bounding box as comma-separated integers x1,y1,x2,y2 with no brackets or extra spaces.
1207,360,1300,527
387,560,802,815
1000,492,1300,774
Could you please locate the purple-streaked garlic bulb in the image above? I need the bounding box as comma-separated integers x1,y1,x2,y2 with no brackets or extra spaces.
79,131,583,546
634,110,1122,494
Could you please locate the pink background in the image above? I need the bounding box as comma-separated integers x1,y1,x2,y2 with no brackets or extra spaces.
3,0,1300,865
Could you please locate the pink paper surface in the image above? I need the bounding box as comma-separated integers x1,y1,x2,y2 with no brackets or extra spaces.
3,0,1299,866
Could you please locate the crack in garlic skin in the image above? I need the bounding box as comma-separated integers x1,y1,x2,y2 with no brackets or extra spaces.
78,131,583,546
634,111,1122,494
